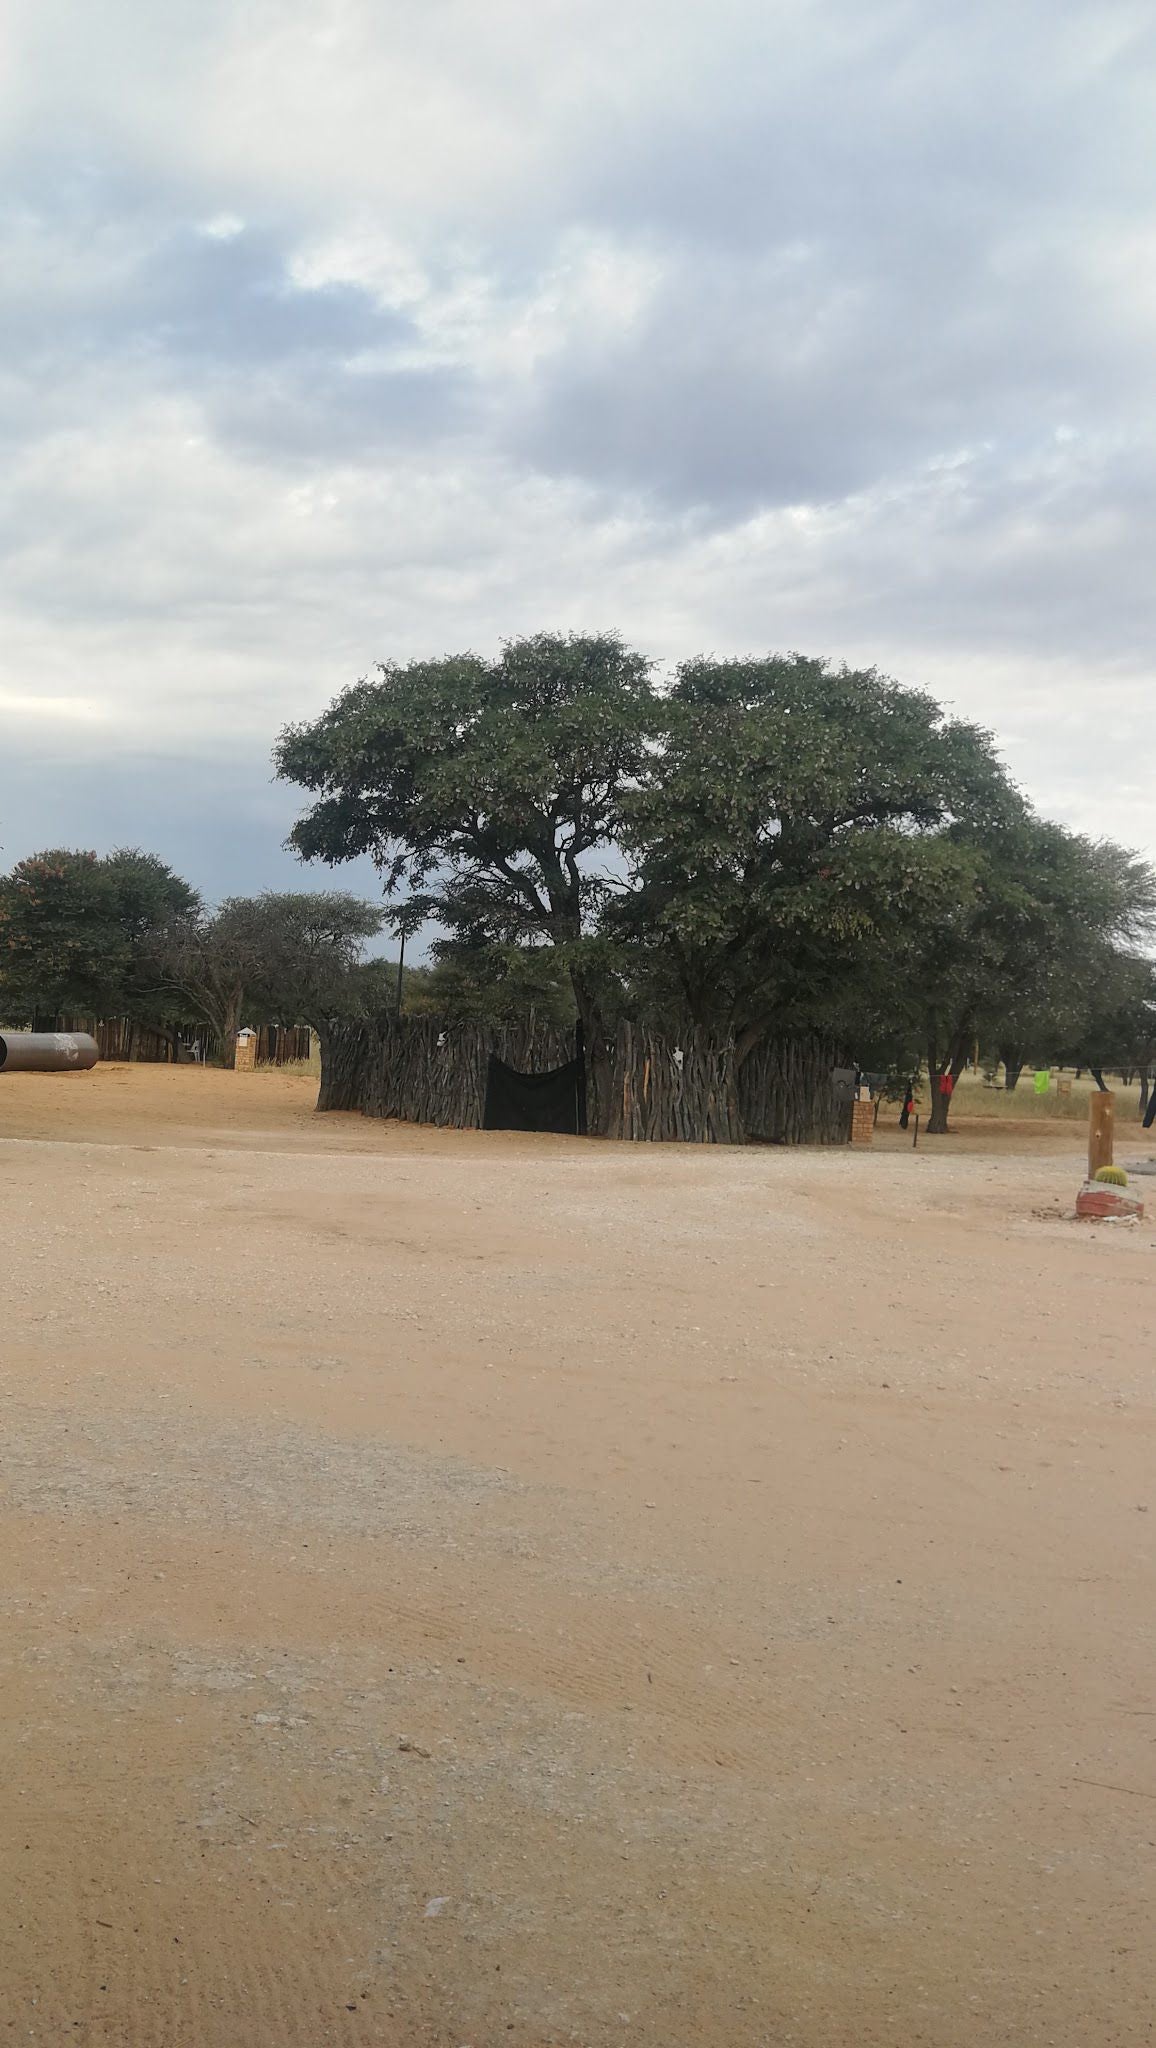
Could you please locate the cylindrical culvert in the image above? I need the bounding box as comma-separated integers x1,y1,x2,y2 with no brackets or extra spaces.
0,1032,99,1072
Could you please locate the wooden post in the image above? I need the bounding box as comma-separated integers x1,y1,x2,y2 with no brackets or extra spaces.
1088,1090,1114,1179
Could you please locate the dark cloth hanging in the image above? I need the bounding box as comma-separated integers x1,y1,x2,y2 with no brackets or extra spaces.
483,1053,586,1135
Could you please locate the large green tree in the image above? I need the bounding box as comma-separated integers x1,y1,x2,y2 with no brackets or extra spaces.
0,848,198,1028
613,654,1019,1062
274,632,655,1117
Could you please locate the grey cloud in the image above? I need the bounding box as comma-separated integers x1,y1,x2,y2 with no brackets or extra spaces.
512,34,1156,519
0,152,470,465
499,2,1156,515
0,742,388,910
0,0,1153,886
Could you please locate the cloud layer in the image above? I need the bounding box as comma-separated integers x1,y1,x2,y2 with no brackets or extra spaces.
2,0,1154,896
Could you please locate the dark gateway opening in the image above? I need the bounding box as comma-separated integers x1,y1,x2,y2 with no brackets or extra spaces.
482,1053,587,1135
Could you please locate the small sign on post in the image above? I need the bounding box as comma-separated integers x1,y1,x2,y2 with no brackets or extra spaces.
1088,1090,1114,1179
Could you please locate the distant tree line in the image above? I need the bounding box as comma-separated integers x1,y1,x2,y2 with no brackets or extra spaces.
4,633,1153,1123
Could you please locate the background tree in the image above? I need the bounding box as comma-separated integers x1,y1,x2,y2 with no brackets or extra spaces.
0,848,198,1030
156,891,384,1066
245,892,388,1038
404,939,576,1029
880,820,1156,1130
1060,949,1156,1105
275,631,655,1121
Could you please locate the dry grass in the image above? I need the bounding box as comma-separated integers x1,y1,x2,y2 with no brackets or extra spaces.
902,1070,1148,1124
257,1049,321,1080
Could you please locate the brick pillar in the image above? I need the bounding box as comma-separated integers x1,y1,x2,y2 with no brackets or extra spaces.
234,1032,257,1072
850,1099,874,1146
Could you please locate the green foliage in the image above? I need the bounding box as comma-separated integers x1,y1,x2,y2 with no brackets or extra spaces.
0,848,198,1025
408,942,576,1028
875,819,1156,1120
274,631,1156,1133
1060,949,1156,1078
615,653,1018,1050
276,633,655,1043
241,892,387,1028
1094,1165,1128,1186
156,891,386,1059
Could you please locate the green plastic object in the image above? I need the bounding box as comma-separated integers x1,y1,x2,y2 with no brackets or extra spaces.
1093,1165,1128,1186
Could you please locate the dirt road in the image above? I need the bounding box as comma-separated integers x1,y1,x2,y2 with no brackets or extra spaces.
3,1067,1154,2045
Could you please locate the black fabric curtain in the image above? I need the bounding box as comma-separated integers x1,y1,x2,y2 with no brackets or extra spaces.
483,1054,586,1135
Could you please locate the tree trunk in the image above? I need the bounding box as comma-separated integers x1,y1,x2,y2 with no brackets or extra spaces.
570,971,612,1137
218,988,242,1069
927,1032,949,1134
1140,1070,1150,1118
927,1032,970,1134
1000,1044,1025,1091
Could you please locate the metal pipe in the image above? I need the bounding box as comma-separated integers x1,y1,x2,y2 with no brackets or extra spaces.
0,1031,99,1073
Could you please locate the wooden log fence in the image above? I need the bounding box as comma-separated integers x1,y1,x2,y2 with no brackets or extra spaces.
322,1015,574,1126
255,1024,314,1066
54,1016,183,1063
46,1018,312,1066
320,1014,849,1147
737,1034,850,1145
604,1024,743,1143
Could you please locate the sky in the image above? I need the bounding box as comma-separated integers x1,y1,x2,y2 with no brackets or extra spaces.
2,0,1155,910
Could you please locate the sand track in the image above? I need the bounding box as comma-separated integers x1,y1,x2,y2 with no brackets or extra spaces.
2,1065,1154,2045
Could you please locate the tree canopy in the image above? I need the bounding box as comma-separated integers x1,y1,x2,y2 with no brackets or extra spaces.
276,633,1156,1131
614,654,1020,1057
275,632,654,1055
0,848,198,1027
6,644,1147,1124
154,891,386,1065
866,817,1156,1126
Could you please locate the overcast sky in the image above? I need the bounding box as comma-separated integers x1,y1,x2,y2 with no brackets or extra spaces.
2,0,1154,907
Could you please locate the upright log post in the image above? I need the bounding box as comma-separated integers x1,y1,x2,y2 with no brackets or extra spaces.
1088,1090,1114,1179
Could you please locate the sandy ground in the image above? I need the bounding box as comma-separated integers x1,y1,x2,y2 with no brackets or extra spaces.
2,1066,1154,2047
